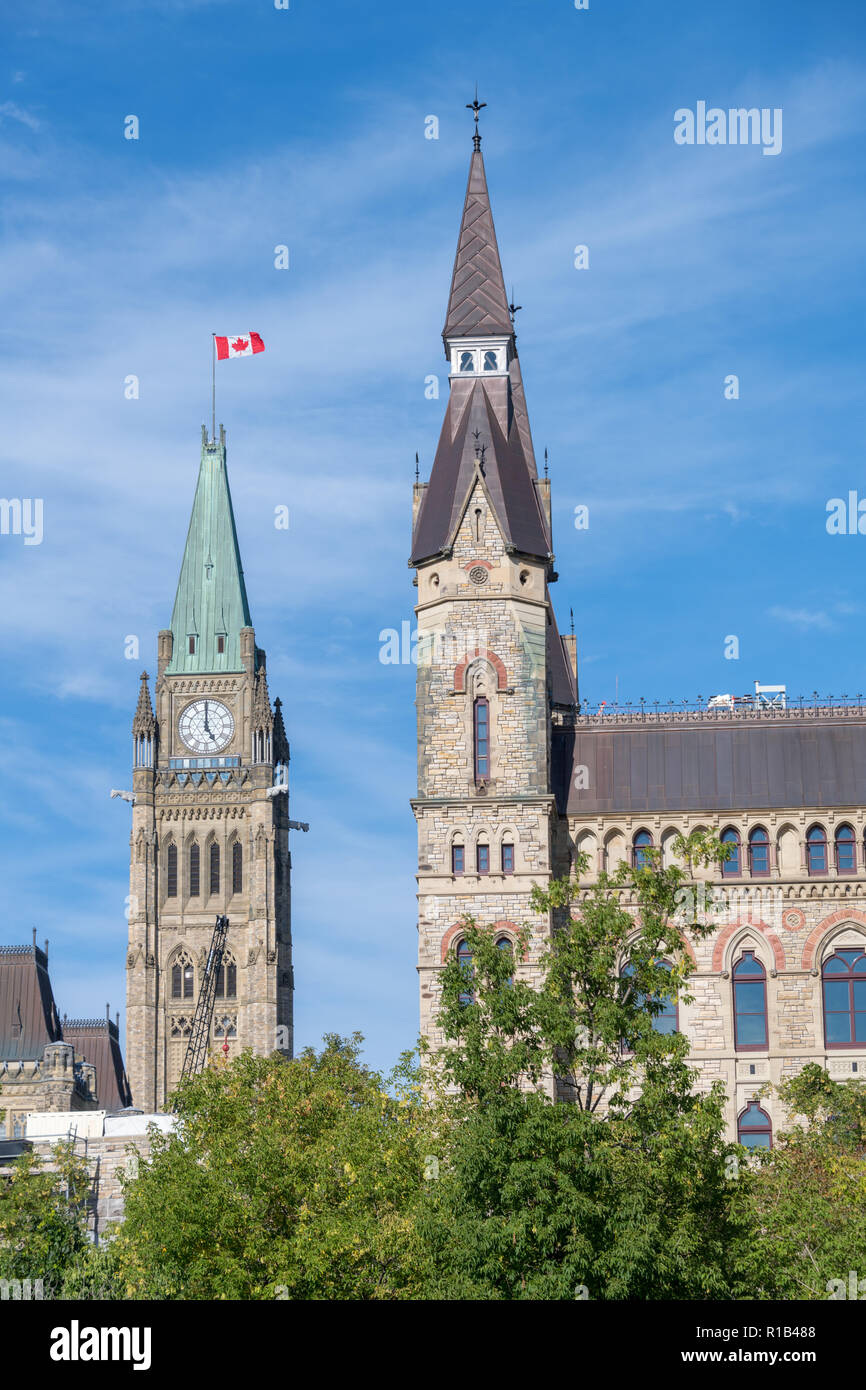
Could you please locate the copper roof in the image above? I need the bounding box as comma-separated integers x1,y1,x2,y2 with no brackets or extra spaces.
557,710,866,816
0,945,61,1061
443,148,513,343
63,1019,133,1111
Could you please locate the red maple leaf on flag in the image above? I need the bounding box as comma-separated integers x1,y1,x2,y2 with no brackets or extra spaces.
231,337,249,353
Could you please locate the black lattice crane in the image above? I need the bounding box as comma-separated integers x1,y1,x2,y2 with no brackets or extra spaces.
179,914,229,1087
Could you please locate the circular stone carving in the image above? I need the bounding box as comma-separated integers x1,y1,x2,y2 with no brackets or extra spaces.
782,908,806,933
468,565,489,586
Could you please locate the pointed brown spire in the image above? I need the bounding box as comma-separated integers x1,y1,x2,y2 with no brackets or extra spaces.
443,145,513,344
253,666,274,730
132,671,156,736
273,697,289,764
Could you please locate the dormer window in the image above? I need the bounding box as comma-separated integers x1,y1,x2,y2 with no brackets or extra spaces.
459,350,474,372
483,350,498,371
217,635,226,655
188,635,196,655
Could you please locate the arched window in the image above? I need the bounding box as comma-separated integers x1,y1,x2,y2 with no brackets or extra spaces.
632,829,652,870
748,826,770,877
733,950,768,1050
210,842,220,894
621,960,678,1034
172,954,194,1000
451,842,465,875
822,948,866,1047
835,824,856,875
474,698,489,781
232,841,243,894
737,1102,772,1151
166,843,178,898
477,842,490,874
483,349,498,371
215,957,237,999
721,827,741,878
456,939,474,1006
496,934,513,985
501,841,514,874
189,842,200,897
807,824,828,876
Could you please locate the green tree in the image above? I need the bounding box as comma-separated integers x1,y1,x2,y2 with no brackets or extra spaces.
733,1064,866,1299
0,1141,92,1295
418,832,745,1299
109,1034,431,1300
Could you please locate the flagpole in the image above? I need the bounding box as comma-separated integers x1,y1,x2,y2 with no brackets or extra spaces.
211,335,216,443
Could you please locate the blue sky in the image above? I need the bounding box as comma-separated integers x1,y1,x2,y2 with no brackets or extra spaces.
1,0,865,1076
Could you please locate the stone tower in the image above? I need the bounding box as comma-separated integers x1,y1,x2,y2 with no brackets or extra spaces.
126,424,293,1111
410,122,578,1046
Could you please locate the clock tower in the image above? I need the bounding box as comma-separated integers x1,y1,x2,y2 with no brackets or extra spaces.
125,423,293,1111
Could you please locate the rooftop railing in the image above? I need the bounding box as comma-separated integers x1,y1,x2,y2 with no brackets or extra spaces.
574,695,866,725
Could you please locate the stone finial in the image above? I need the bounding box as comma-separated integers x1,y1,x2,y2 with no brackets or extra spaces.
132,671,156,736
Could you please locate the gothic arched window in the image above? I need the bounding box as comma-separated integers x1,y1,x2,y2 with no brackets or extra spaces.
172,953,194,1000
836,824,856,875
823,948,866,1048
737,1102,772,1151
215,956,237,999
621,960,678,1035
474,697,489,781
189,842,200,897
166,842,178,898
632,829,652,870
452,842,465,875
232,841,243,894
748,826,770,877
210,842,220,895
456,939,474,1006
807,824,828,876
733,950,768,1050
721,827,741,877
501,841,514,874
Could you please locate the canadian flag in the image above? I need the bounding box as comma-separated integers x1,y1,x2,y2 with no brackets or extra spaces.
214,332,265,360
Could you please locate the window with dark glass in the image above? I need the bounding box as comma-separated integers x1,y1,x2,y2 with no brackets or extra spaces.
457,939,474,1006
477,843,490,875
483,350,498,371
459,350,474,372
232,841,243,894
502,842,514,874
721,827,741,877
632,829,652,870
737,1102,772,1151
497,935,513,985
452,844,464,875
189,842,200,897
210,842,220,894
733,950,768,1050
836,824,856,874
215,961,237,999
188,635,196,655
217,635,225,654
172,960,194,1000
822,949,866,1047
748,826,770,877
166,843,178,897
474,698,489,780
621,960,678,1034
807,824,828,876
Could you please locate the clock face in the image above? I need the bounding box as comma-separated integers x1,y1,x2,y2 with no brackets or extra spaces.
178,699,235,754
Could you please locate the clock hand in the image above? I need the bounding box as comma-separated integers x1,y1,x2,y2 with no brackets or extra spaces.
203,701,212,734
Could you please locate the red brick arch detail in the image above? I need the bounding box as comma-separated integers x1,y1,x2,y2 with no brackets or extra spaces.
440,919,525,964
802,908,866,970
453,647,508,693
711,920,786,973
680,936,698,966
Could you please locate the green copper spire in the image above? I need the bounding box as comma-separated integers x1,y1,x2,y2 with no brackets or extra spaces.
165,425,252,674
